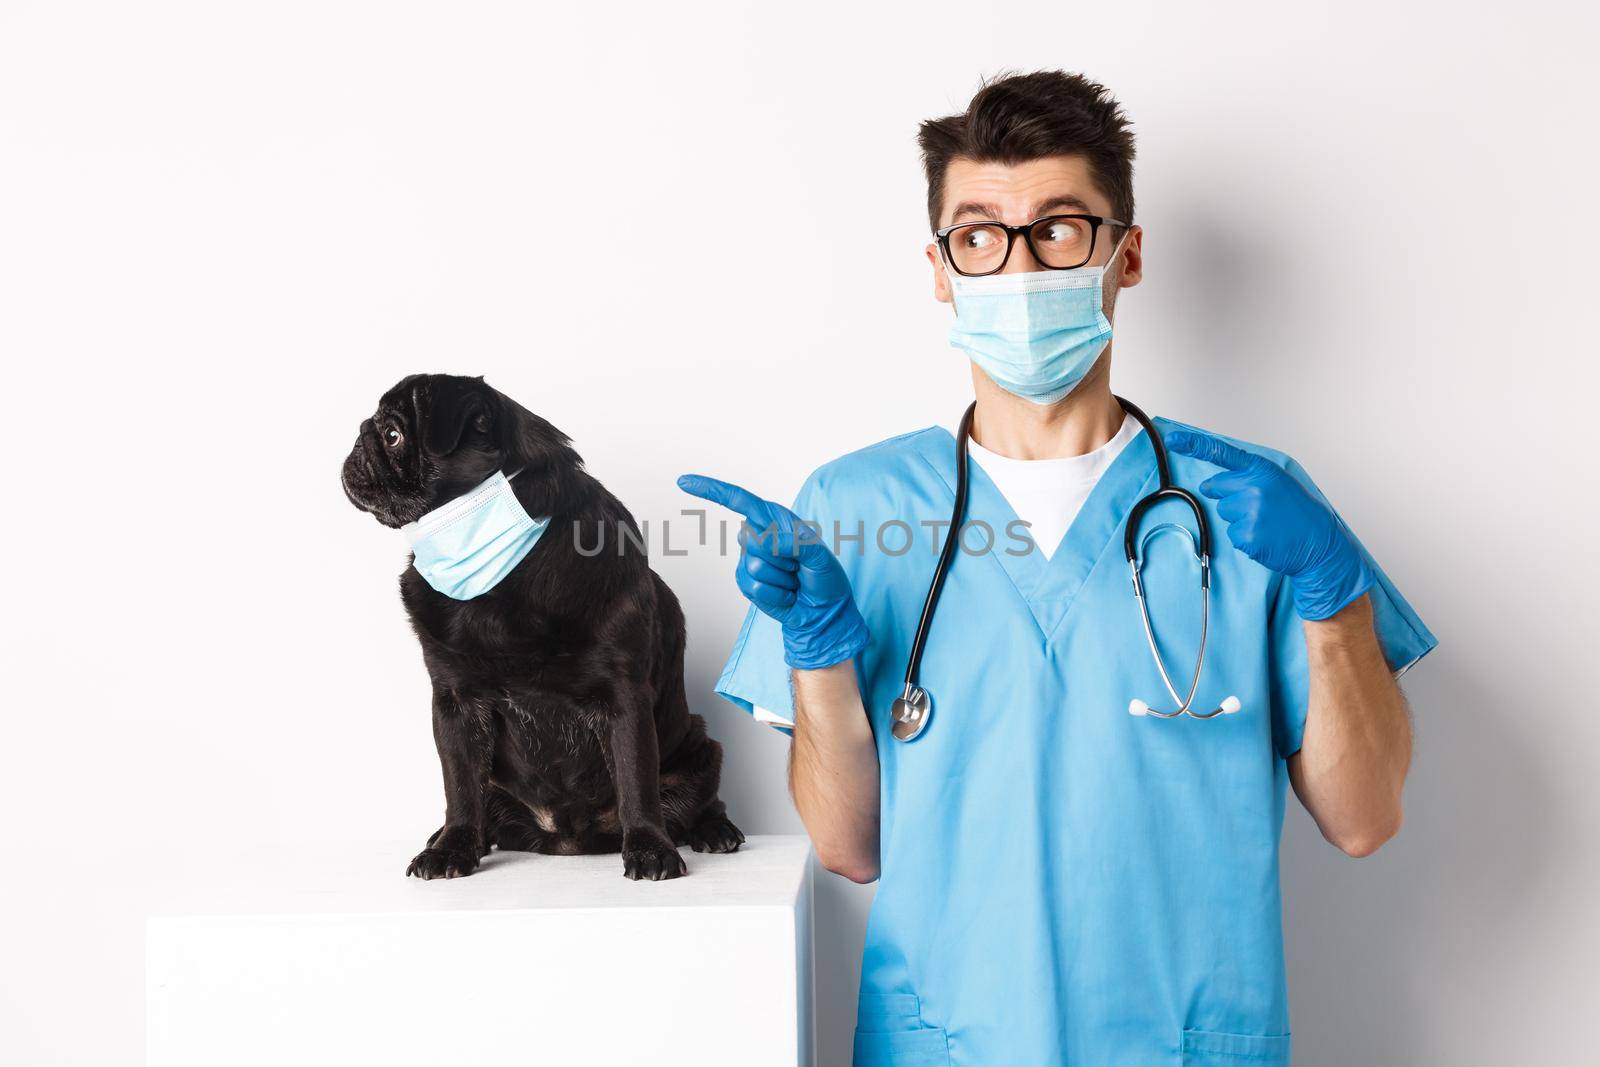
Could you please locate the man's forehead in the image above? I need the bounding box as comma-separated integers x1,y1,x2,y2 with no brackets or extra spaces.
941,155,1107,224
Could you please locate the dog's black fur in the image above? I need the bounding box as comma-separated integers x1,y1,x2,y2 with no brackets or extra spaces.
341,374,742,880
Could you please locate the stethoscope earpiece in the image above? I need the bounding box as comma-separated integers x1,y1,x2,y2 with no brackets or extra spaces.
1128,695,1243,719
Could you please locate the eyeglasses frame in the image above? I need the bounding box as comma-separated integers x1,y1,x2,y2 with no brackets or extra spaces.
934,213,1130,277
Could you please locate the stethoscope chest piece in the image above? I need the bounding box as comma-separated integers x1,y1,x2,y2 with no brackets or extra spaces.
891,684,932,742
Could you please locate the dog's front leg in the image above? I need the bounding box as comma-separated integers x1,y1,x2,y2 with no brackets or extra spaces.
608,707,688,881
406,687,491,880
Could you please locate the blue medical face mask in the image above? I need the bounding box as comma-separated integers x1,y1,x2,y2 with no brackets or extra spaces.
946,234,1126,405
401,470,550,600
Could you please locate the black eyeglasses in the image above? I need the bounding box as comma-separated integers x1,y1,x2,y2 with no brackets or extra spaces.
935,214,1128,277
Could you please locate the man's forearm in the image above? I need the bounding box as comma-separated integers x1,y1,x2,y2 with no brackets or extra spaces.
1289,594,1412,857
790,662,881,883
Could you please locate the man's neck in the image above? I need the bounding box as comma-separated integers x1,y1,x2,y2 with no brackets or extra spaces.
967,360,1124,460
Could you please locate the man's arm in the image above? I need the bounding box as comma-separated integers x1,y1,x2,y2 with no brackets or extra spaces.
1163,431,1418,859
790,663,881,883
1287,594,1412,856
674,473,880,879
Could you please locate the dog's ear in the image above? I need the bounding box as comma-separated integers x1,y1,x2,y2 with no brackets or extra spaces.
497,392,575,464
421,376,493,458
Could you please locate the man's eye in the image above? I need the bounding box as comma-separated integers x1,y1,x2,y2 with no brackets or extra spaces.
385,428,404,448
963,228,1000,250
1038,220,1086,244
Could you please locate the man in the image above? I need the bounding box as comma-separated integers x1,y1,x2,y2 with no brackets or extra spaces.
680,71,1433,1066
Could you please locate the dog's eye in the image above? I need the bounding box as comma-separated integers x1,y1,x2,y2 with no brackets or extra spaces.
385,427,404,448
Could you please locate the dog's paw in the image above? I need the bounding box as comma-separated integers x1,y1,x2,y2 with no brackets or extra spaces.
426,824,492,858
406,845,479,880
622,829,688,881
687,812,745,854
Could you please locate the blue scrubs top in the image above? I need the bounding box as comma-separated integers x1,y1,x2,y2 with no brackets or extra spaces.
716,419,1435,1067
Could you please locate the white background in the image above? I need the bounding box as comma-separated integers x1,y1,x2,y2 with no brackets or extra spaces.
2,2,1596,1064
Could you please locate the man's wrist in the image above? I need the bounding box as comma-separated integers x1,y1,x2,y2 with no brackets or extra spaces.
790,659,871,735
1302,591,1375,652
1292,547,1375,621
781,600,869,670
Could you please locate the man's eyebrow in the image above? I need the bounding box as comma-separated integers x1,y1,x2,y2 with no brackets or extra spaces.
948,201,1003,224
947,195,1098,226
1034,195,1093,216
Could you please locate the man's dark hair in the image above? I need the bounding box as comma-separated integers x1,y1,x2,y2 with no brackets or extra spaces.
916,71,1136,232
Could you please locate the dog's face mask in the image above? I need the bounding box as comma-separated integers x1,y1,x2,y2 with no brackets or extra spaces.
341,374,508,529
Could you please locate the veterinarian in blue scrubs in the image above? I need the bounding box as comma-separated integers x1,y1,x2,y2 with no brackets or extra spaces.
680,72,1434,1066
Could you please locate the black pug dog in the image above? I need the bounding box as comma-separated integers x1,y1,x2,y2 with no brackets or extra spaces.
341,373,742,880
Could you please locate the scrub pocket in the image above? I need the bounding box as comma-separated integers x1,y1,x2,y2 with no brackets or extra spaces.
853,993,951,1066
1181,1028,1291,1065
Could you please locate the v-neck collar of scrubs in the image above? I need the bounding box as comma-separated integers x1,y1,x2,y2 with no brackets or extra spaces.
907,417,1163,641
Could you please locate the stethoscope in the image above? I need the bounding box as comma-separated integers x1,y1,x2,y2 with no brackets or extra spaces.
889,396,1241,742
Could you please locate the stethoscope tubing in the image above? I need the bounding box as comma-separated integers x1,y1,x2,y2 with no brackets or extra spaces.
897,396,1230,737
900,401,976,698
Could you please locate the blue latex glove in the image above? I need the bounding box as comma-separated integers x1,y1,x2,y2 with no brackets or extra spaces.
677,474,870,670
1164,431,1374,621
